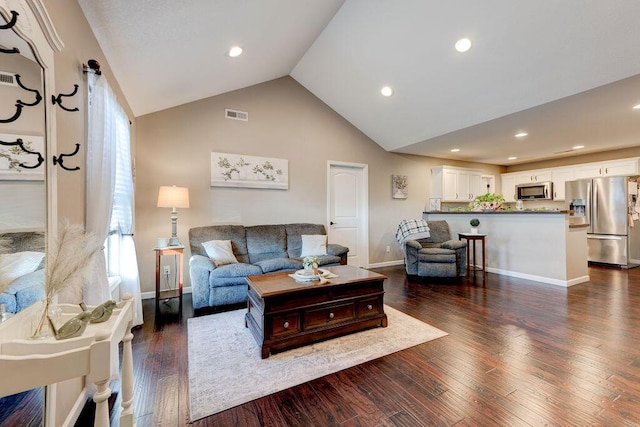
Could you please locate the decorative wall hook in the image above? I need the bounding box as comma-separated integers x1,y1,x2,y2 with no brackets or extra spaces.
0,103,23,123
0,137,44,169
53,143,81,171
82,59,101,75
15,74,42,106
52,84,79,112
0,10,18,30
0,46,19,54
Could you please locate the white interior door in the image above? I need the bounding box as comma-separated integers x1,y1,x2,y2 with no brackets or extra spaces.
327,162,368,267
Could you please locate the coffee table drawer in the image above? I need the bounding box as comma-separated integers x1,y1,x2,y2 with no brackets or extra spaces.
304,303,355,330
271,313,300,337
358,297,382,318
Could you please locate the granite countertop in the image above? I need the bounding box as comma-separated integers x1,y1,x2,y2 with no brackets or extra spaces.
424,210,568,214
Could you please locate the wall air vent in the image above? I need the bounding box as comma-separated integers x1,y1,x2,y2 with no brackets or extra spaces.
225,108,248,121
0,71,17,87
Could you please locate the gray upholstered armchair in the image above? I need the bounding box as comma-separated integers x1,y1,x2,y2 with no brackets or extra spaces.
403,220,467,278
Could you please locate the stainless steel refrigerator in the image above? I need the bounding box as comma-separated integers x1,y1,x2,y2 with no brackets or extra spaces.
565,176,638,267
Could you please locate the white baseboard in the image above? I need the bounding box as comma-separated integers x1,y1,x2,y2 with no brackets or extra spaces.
367,259,405,268
486,267,589,287
142,287,192,300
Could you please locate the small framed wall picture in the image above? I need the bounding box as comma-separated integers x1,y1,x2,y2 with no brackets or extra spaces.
392,174,408,199
429,198,441,211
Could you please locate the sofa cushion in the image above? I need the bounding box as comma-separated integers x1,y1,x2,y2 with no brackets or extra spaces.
285,223,326,258
246,225,288,263
314,255,342,266
254,257,302,273
416,221,452,245
202,240,238,266
189,225,250,263
418,248,456,263
210,263,262,280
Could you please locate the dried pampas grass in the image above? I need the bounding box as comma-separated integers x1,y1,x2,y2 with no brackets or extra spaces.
45,220,103,302
33,220,103,337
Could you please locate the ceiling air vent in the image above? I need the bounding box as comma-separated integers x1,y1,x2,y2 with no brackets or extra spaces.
0,71,17,87
225,108,248,121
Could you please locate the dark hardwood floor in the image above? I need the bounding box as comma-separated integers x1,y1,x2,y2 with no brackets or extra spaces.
4,264,640,426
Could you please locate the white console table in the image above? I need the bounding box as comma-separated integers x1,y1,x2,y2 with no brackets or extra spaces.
0,294,136,427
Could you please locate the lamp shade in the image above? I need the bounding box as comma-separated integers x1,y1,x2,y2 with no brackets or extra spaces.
157,185,190,209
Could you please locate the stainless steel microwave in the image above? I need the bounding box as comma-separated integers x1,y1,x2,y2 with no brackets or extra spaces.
516,181,553,200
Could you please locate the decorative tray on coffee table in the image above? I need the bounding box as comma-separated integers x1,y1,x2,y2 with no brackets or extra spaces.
293,269,330,280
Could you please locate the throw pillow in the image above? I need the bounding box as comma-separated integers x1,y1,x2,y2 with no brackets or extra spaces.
0,251,45,290
202,240,238,267
300,234,327,257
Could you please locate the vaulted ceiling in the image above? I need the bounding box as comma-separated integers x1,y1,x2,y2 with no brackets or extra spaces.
77,0,640,166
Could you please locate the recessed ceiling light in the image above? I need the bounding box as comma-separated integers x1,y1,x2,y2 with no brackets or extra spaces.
455,38,471,53
380,86,394,97
451,148,460,152
228,46,243,57
633,104,640,110
508,156,517,160
573,145,585,149
514,132,528,138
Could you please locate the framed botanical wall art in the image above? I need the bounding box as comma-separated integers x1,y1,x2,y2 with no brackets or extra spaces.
392,174,408,199
0,133,45,181
211,152,289,190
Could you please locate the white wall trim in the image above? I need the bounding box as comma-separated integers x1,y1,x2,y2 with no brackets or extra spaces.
368,259,404,268
142,286,192,300
486,267,589,287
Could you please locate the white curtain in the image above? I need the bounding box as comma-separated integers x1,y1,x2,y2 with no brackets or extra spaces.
86,72,143,326
111,107,144,326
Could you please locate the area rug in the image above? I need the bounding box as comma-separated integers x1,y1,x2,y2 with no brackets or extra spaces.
187,305,447,421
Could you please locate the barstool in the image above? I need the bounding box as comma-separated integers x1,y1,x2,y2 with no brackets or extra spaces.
458,233,486,279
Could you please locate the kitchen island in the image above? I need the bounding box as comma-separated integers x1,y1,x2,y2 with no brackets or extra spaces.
423,211,589,287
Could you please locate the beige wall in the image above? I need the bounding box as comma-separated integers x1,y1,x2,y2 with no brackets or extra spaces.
135,76,503,293
44,0,134,225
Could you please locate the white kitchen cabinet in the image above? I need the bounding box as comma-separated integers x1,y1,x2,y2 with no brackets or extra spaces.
432,166,483,202
573,158,640,179
501,174,517,202
515,170,553,184
552,167,575,201
502,157,640,202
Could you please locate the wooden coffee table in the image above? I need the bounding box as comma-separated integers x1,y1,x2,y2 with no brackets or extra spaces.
245,265,388,358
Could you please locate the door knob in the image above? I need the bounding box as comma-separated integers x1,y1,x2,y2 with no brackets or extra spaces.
330,221,336,225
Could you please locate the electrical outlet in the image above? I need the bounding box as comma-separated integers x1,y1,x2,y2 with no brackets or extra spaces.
163,265,170,275
386,245,390,253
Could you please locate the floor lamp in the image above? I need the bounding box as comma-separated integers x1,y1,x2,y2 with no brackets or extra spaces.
157,185,190,246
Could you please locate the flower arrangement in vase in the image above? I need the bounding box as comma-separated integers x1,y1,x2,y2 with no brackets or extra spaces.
303,255,320,275
472,193,505,211
470,218,480,234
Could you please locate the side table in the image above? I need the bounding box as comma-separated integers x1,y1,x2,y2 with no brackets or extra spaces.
458,233,486,279
154,246,184,321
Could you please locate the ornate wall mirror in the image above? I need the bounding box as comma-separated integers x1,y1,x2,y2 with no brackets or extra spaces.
0,0,61,333
0,0,62,424
0,9,46,318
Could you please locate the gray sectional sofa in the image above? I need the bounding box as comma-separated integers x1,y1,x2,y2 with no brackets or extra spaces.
188,223,349,310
